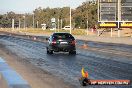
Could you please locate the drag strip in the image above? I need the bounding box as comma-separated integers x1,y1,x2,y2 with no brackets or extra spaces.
0,35,132,88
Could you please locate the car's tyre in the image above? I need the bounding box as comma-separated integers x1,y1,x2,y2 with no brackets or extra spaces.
47,50,49,54
46,47,49,54
47,50,53,54
69,51,76,55
49,50,53,54
47,48,53,54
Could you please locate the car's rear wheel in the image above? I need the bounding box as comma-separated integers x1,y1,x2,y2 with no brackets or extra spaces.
69,51,76,55
47,48,53,54
49,50,53,54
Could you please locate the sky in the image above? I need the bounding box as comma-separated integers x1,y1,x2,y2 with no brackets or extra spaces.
0,0,87,14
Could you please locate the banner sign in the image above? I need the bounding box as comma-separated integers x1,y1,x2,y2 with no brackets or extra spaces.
120,22,132,28
99,22,118,28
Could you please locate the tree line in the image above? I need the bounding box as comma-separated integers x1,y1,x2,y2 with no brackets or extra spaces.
0,1,97,29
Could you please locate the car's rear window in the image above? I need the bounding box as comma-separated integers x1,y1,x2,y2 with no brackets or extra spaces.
53,33,74,39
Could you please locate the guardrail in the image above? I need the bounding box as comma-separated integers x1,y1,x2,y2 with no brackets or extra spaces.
0,57,31,88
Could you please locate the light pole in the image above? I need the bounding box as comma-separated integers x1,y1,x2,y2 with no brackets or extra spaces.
87,20,89,35
19,18,21,29
23,15,25,29
86,0,89,35
70,7,72,34
61,19,62,30
37,21,38,28
33,13,35,29
58,19,60,32
118,0,121,37
12,19,14,30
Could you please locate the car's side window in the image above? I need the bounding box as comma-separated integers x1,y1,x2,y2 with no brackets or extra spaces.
49,37,50,41
49,36,52,44
51,36,53,41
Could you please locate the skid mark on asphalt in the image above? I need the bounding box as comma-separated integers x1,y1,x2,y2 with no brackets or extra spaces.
0,35,132,88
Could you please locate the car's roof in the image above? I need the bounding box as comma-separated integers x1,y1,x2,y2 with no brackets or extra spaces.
52,32,71,35
51,32,75,39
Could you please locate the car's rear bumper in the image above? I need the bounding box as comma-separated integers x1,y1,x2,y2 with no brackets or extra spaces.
50,45,76,52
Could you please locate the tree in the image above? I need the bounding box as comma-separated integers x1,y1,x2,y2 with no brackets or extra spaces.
0,1,98,29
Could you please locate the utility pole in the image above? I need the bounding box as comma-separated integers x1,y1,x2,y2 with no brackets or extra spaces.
33,13,35,29
86,0,89,35
37,21,39,28
118,0,121,37
111,28,113,37
61,19,62,30
12,19,14,30
58,19,60,32
23,16,25,29
19,18,21,29
70,7,72,34
87,21,89,35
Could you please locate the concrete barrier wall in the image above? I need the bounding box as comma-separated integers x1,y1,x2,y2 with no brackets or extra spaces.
0,57,31,88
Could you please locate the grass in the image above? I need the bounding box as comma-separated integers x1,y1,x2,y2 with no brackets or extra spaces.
1,28,131,37
0,28,88,35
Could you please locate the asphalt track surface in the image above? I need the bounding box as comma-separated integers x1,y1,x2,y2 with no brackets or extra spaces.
0,35,132,88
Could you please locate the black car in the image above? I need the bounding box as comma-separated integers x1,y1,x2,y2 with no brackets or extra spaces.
46,33,76,54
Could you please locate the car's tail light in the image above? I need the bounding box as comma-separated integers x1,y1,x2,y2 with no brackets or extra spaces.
52,40,57,45
71,40,76,45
